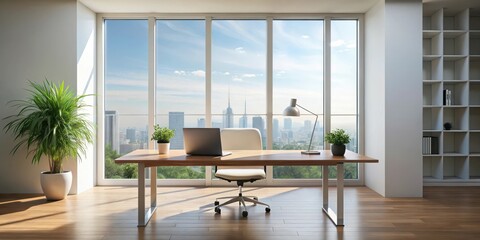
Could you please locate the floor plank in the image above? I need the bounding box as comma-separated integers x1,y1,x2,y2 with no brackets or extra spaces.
1,187,480,240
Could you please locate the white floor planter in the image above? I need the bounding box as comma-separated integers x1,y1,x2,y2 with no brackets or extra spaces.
40,171,72,201
158,143,170,154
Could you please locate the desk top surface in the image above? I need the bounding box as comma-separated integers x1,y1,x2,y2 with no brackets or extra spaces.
115,149,378,167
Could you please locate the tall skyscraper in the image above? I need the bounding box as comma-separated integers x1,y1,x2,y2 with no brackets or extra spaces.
284,118,292,130
169,112,184,149
197,118,205,128
239,99,247,128
126,128,136,143
223,91,234,128
105,110,119,152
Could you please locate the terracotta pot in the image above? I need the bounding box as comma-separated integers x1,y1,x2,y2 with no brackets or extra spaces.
158,143,170,154
40,171,72,201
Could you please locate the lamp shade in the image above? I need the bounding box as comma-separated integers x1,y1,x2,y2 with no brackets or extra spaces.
283,98,300,116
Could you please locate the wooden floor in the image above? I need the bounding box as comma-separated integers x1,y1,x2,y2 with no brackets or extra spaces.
1,186,480,240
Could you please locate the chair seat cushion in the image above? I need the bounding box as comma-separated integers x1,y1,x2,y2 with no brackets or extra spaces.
215,169,266,181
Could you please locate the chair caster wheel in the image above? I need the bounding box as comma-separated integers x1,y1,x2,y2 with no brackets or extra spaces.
242,211,248,217
214,201,219,206
215,207,221,214
265,207,271,213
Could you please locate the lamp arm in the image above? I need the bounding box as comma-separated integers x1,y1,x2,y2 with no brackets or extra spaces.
296,104,318,152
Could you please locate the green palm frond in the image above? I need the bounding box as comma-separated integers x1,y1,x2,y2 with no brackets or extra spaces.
3,80,94,173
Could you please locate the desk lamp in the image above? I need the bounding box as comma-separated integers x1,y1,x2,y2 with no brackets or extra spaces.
283,98,320,155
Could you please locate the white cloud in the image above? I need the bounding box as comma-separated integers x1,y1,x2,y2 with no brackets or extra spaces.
235,47,245,53
192,70,205,77
346,43,356,49
233,77,243,82
174,70,186,75
301,35,310,39
331,39,345,48
224,72,231,75
242,74,256,78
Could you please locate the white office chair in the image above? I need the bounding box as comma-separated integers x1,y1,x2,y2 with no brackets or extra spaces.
214,128,271,217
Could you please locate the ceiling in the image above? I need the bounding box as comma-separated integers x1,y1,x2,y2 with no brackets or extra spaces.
79,0,379,14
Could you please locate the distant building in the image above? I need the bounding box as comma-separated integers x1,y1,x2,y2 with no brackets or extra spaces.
284,118,292,130
252,116,264,137
273,118,279,140
304,120,312,130
239,99,247,128
126,128,136,143
197,118,205,128
223,93,234,128
105,110,119,152
169,112,184,149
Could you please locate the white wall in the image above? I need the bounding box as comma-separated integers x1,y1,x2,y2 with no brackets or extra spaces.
365,0,423,197
365,0,386,196
384,0,422,197
0,0,96,194
76,2,96,194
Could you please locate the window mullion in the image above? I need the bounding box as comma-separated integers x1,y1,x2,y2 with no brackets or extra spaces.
148,17,156,149
324,17,332,150
205,17,213,186
266,17,273,184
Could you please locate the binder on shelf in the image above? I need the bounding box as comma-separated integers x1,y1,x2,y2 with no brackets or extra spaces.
443,89,452,106
422,136,439,155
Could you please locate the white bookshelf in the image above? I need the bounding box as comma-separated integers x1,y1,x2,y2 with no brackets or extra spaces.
423,8,480,185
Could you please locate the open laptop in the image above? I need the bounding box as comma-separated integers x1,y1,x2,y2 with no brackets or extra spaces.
183,128,232,156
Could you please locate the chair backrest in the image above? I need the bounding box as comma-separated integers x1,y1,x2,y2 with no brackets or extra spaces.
219,128,263,170
221,128,262,150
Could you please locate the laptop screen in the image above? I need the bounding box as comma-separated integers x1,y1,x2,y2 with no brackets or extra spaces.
183,128,231,156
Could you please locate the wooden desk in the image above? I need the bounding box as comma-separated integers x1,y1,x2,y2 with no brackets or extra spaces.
116,149,378,227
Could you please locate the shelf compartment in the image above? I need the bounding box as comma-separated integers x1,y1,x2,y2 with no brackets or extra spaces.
423,81,442,105
470,32,480,55
443,107,468,130
470,82,480,105
470,107,480,130
424,9,443,30
423,107,442,130
470,157,480,179
443,58,467,80
443,131,468,154
470,132,480,154
443,156,468,179
471,9,480,30
470,59,480,80
423,33,442,55
444,32,467,55
443,9,468,31
423,58,442,80
423,156,443,179
443,82,468,105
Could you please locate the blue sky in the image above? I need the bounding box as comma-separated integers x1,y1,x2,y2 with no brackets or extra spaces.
104,19,357,132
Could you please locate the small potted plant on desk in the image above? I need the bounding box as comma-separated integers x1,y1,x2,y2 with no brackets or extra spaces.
151,124,175,154
325,129,350,156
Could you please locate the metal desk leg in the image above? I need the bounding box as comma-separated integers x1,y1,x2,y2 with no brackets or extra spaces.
322,163,345,226
138,164,158,227
322,165,329,210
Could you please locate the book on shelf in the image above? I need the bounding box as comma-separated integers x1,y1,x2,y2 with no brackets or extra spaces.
443,89,452,106
422,136,439,155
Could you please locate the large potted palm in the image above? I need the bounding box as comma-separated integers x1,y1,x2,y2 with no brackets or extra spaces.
3,80,93,200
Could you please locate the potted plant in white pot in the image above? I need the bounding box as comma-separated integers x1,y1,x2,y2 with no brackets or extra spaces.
325,129,350,156
151,124,175,154
3,80,93,200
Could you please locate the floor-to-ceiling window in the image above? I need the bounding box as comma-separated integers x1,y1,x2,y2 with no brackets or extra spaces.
100,15,361,185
